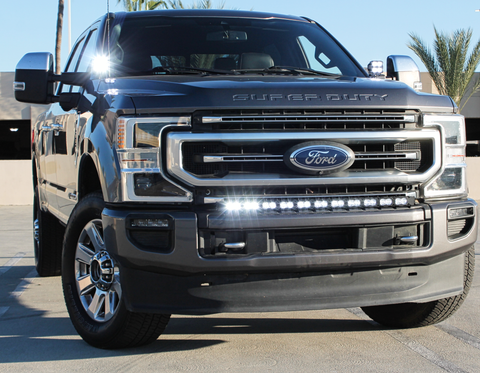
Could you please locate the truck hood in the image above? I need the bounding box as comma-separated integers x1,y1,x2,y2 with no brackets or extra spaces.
96,75,455,114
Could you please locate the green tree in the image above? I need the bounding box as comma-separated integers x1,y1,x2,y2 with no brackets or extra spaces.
164,0,225,8
55,0,64,74
408,27,480,111
118,0,225,10
117,0,166,11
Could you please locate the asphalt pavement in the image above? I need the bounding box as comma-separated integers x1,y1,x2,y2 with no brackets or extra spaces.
1,205,480,372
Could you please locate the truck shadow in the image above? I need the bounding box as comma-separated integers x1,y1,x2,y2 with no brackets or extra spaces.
0,278,380,364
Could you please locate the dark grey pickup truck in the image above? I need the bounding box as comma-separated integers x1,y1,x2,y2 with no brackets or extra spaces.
14,9,476,348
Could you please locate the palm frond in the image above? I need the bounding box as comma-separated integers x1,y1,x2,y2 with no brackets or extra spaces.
408,26,480,111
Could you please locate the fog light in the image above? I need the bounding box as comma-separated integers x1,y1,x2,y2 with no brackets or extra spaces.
136,176,152,190
448,206,474,220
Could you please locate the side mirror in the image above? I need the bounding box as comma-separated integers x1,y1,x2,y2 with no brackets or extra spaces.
386,55,422,91
14,52,56,104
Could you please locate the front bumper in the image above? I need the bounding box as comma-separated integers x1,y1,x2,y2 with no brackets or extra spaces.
102,199,477,314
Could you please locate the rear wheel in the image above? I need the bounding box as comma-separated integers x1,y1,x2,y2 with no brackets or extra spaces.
33,186,64,276
62,192,170,349
361,246,475,328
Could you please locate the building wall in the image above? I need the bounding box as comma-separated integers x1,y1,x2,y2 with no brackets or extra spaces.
0,72,48,205
0,160,32,205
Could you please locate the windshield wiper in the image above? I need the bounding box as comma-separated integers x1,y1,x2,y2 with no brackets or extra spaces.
234,66,342,77
146,66,236,75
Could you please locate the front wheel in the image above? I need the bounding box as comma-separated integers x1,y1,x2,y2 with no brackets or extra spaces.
62,192,170,349
361,246,475,328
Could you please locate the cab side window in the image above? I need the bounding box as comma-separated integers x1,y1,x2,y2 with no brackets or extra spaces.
72,29,99,92
60,36,86,93
76,29,99,73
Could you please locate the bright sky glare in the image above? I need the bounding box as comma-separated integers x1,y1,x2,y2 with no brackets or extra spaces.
1,0,480,73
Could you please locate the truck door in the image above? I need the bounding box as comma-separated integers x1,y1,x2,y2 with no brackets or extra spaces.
55,27,98,218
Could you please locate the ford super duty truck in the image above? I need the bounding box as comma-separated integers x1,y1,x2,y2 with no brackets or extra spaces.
14,9,476,348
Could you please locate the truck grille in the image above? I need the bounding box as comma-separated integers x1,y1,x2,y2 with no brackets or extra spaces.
182,140,425,176
166,111,441,189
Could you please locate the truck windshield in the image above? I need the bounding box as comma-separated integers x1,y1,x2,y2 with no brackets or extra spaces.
106,15,365,78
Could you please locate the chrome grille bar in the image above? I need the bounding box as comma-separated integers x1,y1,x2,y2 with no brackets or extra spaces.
202,115,416,123
202,152,419,163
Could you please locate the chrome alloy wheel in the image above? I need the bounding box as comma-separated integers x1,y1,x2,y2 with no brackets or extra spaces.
74,219,121,322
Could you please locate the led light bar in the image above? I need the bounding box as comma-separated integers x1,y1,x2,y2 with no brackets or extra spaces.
222,193,415,213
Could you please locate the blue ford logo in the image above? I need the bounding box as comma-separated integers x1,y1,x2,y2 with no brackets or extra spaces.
284,141,355,175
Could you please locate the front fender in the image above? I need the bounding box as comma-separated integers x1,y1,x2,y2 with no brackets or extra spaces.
81,116,122,203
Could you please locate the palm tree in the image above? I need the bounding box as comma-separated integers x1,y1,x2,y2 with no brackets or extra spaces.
117,0,167,11
118,0,225,10
55,0,64,74
408,27,480,111
164,0,225,8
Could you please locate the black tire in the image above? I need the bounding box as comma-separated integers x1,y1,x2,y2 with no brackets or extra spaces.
62,192,170,349
361,246,475,328
33,186,64,277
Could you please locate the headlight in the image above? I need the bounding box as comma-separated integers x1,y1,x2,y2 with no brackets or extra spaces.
423,114,467,199
115,117,193,202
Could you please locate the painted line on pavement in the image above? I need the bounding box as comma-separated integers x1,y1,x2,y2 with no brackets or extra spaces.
347,308,467,373
0,307,9,318
0,252,26,277
436,323,480,350
9,269,37,298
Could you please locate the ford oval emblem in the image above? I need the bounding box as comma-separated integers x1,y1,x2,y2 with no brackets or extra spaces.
284,141,355,175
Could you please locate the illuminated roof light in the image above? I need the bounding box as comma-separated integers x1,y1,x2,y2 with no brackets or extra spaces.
298,201,306,208
380,198,393,206
348,199,361,208
269,202,277,209
395,197,408,206
280,202,288,209
287,201,294,209
364,199,377,207
303,201,311,208
262,202,270,209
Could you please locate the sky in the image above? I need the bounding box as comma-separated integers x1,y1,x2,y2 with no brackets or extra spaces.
1,0,480,73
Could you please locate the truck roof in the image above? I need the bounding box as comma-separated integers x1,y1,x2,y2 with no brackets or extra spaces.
112,9,309,23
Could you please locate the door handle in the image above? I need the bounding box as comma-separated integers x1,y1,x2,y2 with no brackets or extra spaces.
51,123,64,136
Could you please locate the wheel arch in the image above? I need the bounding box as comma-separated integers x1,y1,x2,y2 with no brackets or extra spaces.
78,153,103,201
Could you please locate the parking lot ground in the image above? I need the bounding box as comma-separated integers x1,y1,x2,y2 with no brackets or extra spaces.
1,205,480,372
